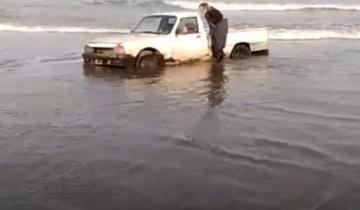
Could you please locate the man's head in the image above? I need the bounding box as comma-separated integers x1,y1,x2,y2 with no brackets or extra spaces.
198,2,210,16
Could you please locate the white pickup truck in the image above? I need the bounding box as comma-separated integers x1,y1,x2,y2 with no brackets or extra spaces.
83,12,269,69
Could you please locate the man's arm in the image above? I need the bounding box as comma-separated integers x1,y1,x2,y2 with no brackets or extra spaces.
205,13,216,28
207,7,223,25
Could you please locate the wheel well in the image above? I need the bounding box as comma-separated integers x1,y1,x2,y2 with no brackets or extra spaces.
232,43,251,52
137,48,162,57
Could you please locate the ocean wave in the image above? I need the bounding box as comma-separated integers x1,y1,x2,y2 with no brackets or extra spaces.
165,0,360,11
270,29,360,40
2,24,360,40
0,24,128,33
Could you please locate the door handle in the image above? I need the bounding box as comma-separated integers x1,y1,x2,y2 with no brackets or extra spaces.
196,35,201,38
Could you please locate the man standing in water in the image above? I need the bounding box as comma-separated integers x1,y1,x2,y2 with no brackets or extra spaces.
199,2,228,62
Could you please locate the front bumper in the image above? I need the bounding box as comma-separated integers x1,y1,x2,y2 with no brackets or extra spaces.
82,53,134,67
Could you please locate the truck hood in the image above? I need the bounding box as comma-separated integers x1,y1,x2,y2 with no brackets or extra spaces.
87,33,162,48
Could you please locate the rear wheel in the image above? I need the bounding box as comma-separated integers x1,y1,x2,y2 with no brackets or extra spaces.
135,50,164,70
230,44,251,59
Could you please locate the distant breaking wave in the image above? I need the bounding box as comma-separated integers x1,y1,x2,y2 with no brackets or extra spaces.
0,24,128,33
2,24,360,40
165,0,360,11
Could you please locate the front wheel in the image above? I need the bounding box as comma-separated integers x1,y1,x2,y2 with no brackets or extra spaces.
135,51,164,70
230,44,251,59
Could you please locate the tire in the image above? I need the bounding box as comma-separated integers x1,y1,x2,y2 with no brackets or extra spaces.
230,44,251,59
135,50,164,70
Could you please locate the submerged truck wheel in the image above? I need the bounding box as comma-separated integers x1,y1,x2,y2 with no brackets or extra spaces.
135,50,164,70
230,44,251,59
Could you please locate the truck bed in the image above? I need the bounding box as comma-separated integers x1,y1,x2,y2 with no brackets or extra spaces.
225,28,269,53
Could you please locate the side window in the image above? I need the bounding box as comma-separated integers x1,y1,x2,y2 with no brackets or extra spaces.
177,17,199,35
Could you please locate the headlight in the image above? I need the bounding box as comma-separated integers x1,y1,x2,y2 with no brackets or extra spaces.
84,45,94,53
114,44,126,55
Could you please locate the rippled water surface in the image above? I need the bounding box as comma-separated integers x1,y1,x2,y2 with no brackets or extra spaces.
1,33,360,209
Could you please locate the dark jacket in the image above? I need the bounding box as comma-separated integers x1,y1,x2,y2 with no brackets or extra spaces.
205,7,223,27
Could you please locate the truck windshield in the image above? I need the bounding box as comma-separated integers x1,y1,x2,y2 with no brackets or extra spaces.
132,16,177,34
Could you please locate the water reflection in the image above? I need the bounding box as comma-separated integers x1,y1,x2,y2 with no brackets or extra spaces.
83,64,164,79
82,58,275,111
83,62,229,108
206,63,228,108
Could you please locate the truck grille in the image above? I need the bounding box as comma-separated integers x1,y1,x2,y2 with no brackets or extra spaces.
94,48,116,57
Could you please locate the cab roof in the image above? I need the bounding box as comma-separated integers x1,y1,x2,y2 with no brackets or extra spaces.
147,12,200,18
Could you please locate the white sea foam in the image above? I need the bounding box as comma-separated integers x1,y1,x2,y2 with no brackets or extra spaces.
0,24,129,33
270,29,360,40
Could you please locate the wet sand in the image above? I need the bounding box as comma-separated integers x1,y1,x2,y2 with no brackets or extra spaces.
1,32,360,210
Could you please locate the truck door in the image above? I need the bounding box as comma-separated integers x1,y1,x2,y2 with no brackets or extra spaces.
172,17,208,61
